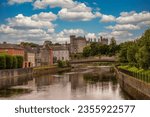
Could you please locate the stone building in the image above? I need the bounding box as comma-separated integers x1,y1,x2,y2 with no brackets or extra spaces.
24,47,36,68
70,35,87,54
32,43,53,67
52,45,69,63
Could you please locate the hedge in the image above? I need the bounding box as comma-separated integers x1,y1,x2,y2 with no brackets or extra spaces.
0,54,23,69
5,54,13,69
12,56,18,69
16,55,23,68
0,54,6,69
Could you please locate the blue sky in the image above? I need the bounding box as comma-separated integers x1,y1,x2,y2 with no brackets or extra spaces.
0,0,150,44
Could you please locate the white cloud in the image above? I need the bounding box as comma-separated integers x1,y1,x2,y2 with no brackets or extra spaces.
0,12,57,44
98,32,110,37
86,33,96,39
58,3,96,21
7,14,55,30
117,11,150,24
111,31,133,37
0,25,17,34
33,0,75,9
8,0,33,5
100,15,116,22
31,12,57,21
95,12,102,17
33,0,97,21
106,24,140,31
58,8,95,21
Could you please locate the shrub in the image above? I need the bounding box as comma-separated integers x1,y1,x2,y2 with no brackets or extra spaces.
5,54,13,69
0,54,6,69
12,56,18,69
16,56,23,68
57,60,65,68
66,60,71,67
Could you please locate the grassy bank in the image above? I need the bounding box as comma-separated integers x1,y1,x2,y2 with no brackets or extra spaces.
118,65,150,83
118,65,150,75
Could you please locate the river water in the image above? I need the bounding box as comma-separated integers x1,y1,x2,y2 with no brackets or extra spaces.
0,66,131,100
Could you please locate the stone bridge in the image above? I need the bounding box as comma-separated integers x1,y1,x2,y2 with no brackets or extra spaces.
70,56,117,64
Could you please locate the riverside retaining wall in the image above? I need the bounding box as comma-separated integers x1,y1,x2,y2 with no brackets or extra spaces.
115,68,150,100
0,68,33,89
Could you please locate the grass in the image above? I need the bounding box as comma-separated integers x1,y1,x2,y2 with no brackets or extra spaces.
118,65,150,83
118,65,150,75
33,65,57,70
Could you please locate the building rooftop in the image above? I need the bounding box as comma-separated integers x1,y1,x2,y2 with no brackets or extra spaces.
51,45,68,51
0,43,24,50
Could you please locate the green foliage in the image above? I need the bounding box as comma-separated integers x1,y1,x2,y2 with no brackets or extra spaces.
57,60,70,68
0,54,6,69
0,54,23,69
83,46,91,57
20,42,39,47
16,56,23,68
118,46,128,63
118,28,150,70
5,54,13,69
109,37,118,56
90,42,100,56
136,46,150,69
65,60,71,67
127,44,137,66
12,56,18,69
57,60,65,68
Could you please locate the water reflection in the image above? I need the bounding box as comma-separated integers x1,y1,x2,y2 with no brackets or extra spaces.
0,66,131,100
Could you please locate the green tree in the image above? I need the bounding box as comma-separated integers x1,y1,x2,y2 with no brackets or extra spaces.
90,42,100,56
12,56,18,69
5,54,13,69
136,46,150,69
0,54,6,69
127,44,137,66
109,37,117,56
16,56,23,68
57,60,65,68
99,44,109,55
83,46,91,57
118,46,128,63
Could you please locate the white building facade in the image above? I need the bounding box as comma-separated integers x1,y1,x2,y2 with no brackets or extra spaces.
52,46,69,62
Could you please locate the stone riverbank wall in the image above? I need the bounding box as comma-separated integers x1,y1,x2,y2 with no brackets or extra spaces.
115,68,150,100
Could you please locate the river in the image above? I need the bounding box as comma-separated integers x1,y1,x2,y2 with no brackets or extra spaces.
0,66,131,100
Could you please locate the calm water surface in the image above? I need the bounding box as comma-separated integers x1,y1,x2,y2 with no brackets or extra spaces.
0,66,131,100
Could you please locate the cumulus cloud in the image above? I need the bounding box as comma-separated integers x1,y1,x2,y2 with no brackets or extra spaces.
100,14,116,22
58,3,96,21
0,12,57,44
31,12,57,21
86,33,97,39
111,31,133,37
58,8,95,21
7,14,55,30
106,24,140,31
116,11,150,24
8,0,33,5
33,0,97,21
33,0,75,9
0,24,17,34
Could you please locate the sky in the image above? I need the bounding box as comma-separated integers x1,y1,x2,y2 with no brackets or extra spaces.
0,0,150,44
